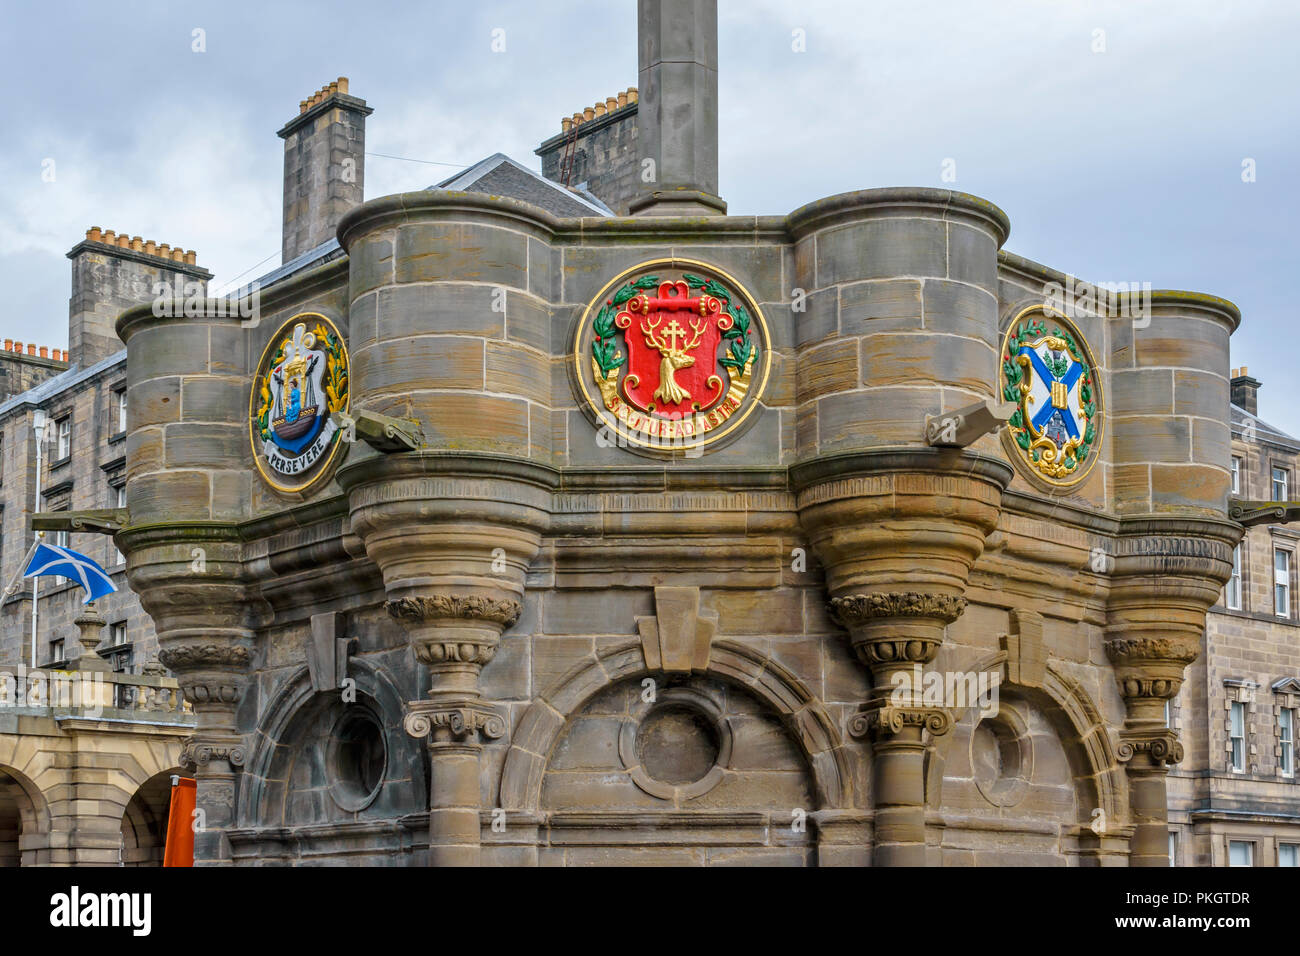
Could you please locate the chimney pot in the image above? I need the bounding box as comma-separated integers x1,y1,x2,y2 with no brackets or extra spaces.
561,116,572,133
617,91,628,107
158,243,172,258
175,248,187,262
3,340,11,351
606,96,618,111
39,346,48,359
185,250,197,265
328,81,338,96
12,342,21,353
87,226,102,242
593,102,606,117
628,87,638,103
130,236,143,252
103,230,117,245
117,235,130,248
26,344,35,356
1241,365,1248,375
299,100,308,114
337,77,349,94
583,106,595,121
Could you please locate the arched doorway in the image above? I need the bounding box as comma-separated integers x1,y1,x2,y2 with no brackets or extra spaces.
121,769,185,866
0,765,48,867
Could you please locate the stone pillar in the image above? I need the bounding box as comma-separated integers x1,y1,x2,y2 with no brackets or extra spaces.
789,187,1012,865
833,593,964,865
115,296,263,864
629,0,725,216
339,455,554,866
1106,519,1238,866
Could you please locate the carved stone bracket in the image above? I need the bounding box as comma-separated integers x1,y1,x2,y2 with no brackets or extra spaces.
830,591,967,672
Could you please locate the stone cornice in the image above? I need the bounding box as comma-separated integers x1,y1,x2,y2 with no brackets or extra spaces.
338,191,559,251
786,187,1011,246
789,448,1014,495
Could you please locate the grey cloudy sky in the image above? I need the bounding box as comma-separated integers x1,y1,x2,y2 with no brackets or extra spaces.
2,1,1296,429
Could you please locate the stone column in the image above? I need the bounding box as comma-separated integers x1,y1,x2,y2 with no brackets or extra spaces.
797,452,1011,866
393,597,516,867
629,0,725,215
116,293,262,864
1106,519,1238,866
833,593,965,866
339,455,554,866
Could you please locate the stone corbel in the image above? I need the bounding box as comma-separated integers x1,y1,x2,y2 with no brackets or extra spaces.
1229,498,1300,528
331,408,423,453
31,508,128,534
636,586,717,675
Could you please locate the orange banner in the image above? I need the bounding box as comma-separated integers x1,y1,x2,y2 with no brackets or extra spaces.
162,777,196,867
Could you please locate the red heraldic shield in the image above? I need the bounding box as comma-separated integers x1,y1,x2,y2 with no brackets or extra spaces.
616,280,732,417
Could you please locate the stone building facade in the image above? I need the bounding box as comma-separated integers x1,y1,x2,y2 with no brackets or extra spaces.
1169,368,1300,867
3,0,1291,868
94,0,1256,868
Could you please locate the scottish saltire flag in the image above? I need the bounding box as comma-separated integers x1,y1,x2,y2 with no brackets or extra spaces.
23,543,117,604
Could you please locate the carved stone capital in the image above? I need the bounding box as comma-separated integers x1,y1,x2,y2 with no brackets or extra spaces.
180,734,247,772
386,595,522,627
1104,636,1198,705
847,703,953,741
1116,728,1185,768
404,699,507,750
830,592,968,627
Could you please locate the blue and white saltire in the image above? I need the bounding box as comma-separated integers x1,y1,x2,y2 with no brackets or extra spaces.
23,542,117,604
1018,344,1083,441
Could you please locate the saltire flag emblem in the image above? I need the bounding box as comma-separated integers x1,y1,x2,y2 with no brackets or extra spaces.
1000,310,1101,486
23,542,117,604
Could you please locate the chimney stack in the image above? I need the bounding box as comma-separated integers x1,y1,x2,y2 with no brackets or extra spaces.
277,76,372,263
629,0,725,216
66,227,212,367
1230,366,1260,417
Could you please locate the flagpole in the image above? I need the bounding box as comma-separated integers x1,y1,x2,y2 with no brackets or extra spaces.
30,410,47,668
2,537,40,601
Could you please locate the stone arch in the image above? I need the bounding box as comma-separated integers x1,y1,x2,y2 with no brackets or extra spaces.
500,639,851,812
927,651,1124,829
121,768,186,866
237,659,422,829
0,764,49,867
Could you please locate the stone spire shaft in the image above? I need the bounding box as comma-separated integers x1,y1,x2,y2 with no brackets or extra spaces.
629,0,726,216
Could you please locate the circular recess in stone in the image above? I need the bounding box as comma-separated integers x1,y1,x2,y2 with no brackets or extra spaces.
328,708,387,812
619,686,732,801
636,705,720,785
970,710,1032,808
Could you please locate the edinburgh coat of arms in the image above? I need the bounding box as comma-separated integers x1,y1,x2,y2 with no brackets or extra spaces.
574,260,771,452
249,313,350,493
999,306,1102,487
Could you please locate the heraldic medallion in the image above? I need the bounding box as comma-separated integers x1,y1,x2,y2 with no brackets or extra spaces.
574,259,771,452
999,306,1102,487
249,313,350,493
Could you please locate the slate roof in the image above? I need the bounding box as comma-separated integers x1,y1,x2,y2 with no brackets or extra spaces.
433,153,613,218
1230,402,1300,452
